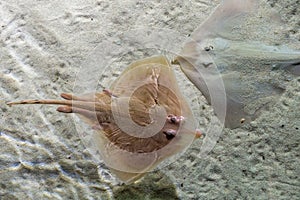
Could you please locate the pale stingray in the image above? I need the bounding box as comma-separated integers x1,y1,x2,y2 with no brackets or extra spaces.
176,0,300,128
7,56,200,183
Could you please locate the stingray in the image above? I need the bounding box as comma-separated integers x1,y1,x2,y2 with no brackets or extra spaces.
175,0,300,128
6,0,300,184
7,56,201,183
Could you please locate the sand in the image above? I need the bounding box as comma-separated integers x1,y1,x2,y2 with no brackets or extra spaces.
0,0,299,199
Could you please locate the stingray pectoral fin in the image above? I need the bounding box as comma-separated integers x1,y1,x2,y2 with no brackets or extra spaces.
110,56,170,98
176,52,228,127
90,128,159,173
191,0,258,40
223,97,252,128
109,169,146,184
280,60,300,76
221,72,285,128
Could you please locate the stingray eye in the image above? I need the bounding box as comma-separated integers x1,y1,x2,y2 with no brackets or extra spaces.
163,129,177,140
240,118,245,124
167,114,177,123
204,45,214,51
170,117,177,123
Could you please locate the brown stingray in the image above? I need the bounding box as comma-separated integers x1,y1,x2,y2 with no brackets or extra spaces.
7,56,201,183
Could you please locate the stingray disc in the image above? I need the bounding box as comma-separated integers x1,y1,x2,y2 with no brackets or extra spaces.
78,56,197,183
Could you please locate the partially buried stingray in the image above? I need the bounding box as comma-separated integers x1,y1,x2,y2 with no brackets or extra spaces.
7,56,201,183
176,0,300,128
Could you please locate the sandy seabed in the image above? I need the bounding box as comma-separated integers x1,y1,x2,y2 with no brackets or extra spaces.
0,0,299,199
